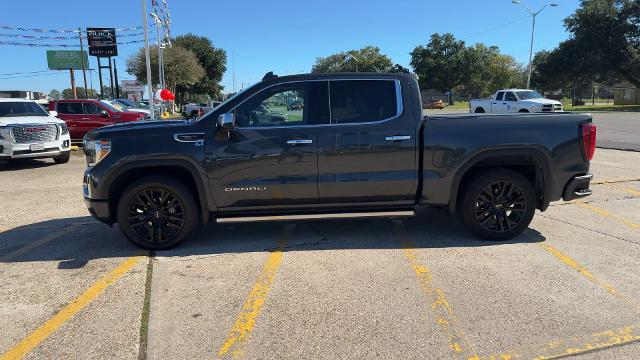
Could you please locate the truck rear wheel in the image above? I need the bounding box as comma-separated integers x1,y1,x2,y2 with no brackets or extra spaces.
459,169,535,240
117,176,199,250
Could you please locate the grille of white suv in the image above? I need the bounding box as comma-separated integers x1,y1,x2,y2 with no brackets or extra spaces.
11,124,59,143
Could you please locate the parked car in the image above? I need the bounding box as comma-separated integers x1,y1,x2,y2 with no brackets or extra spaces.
183,101,222,118
0,98,71,163
425,99,444,109
470,89,563,113
82,72,595,249
49,99,148,141
287,101,303,111
113,99,151,115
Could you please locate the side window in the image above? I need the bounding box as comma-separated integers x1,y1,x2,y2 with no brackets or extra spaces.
234,84,308,128
83,103,104,114
329,80,397,124
505,92,517,102
496,92,504,101
56,102,83,114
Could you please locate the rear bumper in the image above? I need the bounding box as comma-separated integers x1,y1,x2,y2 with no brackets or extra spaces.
84,197,114,225
563,173,593,201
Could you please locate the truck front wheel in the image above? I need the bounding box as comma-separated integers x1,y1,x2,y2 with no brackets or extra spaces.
117,176,199,250
474,107,485,113
459,169,535,240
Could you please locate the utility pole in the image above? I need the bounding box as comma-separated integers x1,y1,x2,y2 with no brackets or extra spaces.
512,0,559,89
69,69,77,99
142,0,155,119
113,59,120,99
78,27,88,98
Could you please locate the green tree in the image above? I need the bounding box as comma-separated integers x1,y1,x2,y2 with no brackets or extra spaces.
549,0,640,88
312,46,395,73
173,34,227,101
410,33,473,97
126,45,205,96
465,44,525,97
61,87,98,99
48,89,62,100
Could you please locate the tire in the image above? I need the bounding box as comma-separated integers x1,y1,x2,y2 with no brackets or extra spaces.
519,109,529,113
474,107,485,113
117,176,199,250
459,168,536,241
53,151,71,164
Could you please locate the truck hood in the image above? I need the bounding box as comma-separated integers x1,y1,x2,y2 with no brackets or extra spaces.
85,119,193,139
0,115,63,127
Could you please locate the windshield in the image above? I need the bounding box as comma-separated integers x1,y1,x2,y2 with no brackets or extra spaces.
99,100,124,112
0,101,49,117
516,91,545,100
196,84,257,121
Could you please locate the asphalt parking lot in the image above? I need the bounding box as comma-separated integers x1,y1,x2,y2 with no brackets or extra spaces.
1,145,639,359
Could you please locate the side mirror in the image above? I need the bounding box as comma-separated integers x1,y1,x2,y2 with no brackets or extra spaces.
101,110,109,118
217,113,235,131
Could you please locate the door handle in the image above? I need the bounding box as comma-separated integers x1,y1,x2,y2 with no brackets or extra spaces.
81,118,90,120
385,135,411,142
286,139,313,145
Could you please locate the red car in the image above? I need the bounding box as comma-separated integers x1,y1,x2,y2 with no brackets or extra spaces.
49,99,148,141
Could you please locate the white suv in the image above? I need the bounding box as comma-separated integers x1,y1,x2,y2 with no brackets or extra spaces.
0,98,71,163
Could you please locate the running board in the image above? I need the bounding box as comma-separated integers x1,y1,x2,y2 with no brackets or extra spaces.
216,210,415,223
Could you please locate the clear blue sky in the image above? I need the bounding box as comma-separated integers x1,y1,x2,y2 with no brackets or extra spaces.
0,0,580,95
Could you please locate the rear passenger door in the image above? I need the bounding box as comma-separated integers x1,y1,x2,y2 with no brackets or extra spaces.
317,79,419,205
55,102,84,140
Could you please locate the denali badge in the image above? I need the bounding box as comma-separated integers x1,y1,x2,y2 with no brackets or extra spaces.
225,186,267,192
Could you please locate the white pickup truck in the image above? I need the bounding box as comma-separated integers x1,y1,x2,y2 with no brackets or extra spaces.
470,89,563,114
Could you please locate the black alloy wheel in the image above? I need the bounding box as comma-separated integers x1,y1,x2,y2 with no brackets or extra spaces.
117,176,198,250
128,188,186,243
460,169,536,240
473,180,527,233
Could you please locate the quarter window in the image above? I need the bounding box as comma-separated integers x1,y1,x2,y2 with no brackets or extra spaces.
234,84,308,128
56,102,83,114
329,80,398,124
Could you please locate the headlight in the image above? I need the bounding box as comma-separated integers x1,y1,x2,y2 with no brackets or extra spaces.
58,123,69,135
0,126,8,140
83,139,111,167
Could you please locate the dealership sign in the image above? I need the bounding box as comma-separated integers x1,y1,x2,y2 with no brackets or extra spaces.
46,50,89,70
86,28,117,56
120,80,145,92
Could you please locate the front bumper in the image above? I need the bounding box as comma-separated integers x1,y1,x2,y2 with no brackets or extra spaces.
0,138,70,159
563,173,593,201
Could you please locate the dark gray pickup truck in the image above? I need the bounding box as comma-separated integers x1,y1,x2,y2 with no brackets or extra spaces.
83,72,596,249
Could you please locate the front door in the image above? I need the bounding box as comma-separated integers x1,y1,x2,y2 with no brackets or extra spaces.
80,102,114,138
207,82,326,210
317,79,419,204
55,102,84,140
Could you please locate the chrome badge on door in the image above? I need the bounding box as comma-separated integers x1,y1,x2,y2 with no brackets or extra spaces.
224,186,267,192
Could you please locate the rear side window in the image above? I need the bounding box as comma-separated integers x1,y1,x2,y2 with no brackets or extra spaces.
56,102,83,114
83,103,104,114
496,92,504,101
329,80,398,124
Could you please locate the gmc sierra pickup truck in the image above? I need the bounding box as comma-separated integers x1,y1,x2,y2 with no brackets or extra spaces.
82,72,595,249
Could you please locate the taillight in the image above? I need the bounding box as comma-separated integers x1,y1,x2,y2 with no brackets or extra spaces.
581,123,596,161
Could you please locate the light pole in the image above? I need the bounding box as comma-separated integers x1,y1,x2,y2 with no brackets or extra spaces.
141,0,155,119
512,0,558,89
151,12,164,116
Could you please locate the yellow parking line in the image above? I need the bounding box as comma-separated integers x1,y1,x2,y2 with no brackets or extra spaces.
216,224,295,359
394,220,477,358
537,241,640,313
481,322,640,359
624,188,640,197
0,255,144,360
574,200,640,229
0,226,74,262
591,178,640,185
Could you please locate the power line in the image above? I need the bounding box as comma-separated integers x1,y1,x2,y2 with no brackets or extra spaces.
461,15,531,41
0,70,54,76
0,72,66,80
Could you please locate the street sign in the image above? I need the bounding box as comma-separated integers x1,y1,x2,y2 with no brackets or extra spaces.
87,28,118,56
120,80,145,92
46,50,89,70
